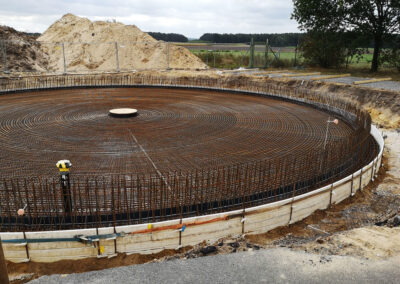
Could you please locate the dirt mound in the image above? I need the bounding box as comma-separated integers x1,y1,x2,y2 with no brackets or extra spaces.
300,226,400,260
38,14,207,72
0,25,48,72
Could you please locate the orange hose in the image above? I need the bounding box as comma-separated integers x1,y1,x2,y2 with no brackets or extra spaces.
128,216,228,235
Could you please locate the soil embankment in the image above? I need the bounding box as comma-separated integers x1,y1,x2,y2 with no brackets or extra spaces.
0,26,48,72
38,14,207,72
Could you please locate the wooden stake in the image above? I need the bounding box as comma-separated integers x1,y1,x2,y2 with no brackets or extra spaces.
353,78,391,85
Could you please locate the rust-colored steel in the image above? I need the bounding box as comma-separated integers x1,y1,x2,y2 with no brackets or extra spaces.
0,77,378,231
0,88,359,177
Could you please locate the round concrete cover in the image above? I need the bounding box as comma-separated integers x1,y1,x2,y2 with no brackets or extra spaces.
109,108,138,117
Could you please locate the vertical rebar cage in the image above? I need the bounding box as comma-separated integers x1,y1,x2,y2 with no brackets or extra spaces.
0,74,378,231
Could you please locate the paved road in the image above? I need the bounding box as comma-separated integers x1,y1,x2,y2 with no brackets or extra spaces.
30,248,400,284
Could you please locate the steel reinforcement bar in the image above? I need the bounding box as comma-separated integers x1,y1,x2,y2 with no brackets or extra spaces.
0,74,378,231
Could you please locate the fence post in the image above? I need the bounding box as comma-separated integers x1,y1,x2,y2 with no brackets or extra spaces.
213,50,216,68
1,40,7,73
61,43,67,74
249,37,254,69
115,42,120,73
166,42,170,69
0,238,9,284
264,39,269,68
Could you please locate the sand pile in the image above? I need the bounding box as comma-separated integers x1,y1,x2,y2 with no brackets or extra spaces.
0,25,48,72
301,226,400,260
38,14,207,72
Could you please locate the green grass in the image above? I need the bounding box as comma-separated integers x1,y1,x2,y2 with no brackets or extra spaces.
186,40,212,43
189,49,376,69
189,47,399,80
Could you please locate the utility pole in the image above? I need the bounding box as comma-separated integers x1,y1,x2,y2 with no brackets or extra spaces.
115,42,120,73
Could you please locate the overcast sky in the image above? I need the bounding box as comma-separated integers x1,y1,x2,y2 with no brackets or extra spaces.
0,0,299,38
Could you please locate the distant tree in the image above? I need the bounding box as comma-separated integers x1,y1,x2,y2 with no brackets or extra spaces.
199,33,304,46
299,31,347,68
23,32,41,39
342,32,370,69
381,35,400,71
147,32,188,42
292,0,400,72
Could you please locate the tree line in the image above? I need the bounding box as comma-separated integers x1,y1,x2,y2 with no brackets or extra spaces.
147,32,188,42
292,0,400,72
199,33,303,46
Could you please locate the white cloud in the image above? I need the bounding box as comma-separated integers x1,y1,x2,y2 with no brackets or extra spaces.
0,0,299,37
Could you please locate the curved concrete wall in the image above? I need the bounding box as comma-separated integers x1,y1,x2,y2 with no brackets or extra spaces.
0,125,383,263
0,77,383,262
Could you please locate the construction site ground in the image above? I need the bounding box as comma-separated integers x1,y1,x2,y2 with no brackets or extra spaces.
1,69,397,283
222,68,400,92
1,13,400,282
23,127,400,284
30,248,400,284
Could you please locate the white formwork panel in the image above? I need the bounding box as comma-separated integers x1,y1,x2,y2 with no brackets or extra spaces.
25,229,97,262
0,232,27,263
290,190,331,224
98,227,117,257
181,217,242,247
352,170,362,193
245,204,292,235
331,180,352,204
116,219,181,255
26,244,98,263
361,165,373,189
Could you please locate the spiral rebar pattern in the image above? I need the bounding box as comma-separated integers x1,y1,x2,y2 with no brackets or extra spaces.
0,87,357,177
0,78,378,231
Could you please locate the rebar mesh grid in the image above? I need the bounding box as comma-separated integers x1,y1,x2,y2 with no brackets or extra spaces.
0,75,378,231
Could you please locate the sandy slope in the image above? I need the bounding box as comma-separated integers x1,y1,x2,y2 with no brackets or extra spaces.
0,25,48,72
38,14,207,72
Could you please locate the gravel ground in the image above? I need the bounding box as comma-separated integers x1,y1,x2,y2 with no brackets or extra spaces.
285,75,323,80
267,73,291,78
30,248,400,284
226,70,400,92
322,76,362,84
313,76,400,92
361,81,400,92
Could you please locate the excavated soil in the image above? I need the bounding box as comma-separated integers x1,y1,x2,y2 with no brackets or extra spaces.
38,14,207,72
7,247,193,283
0,26,48,72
